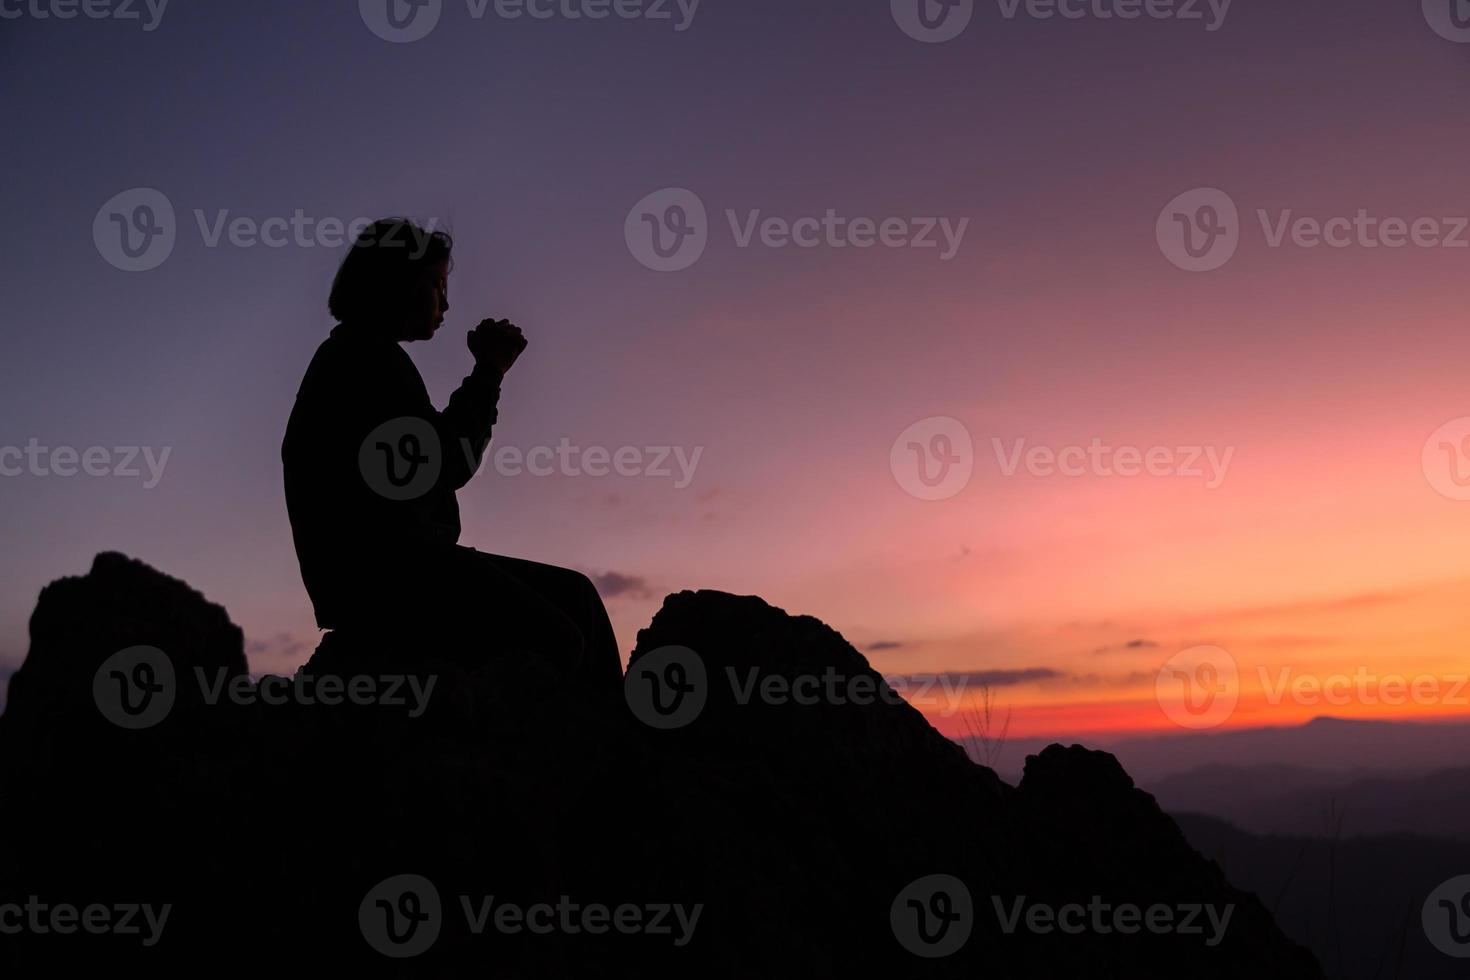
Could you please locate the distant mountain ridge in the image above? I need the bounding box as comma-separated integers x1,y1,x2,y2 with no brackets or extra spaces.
986,715,1470,784
1175,813,1470,980
1148,763,1470,841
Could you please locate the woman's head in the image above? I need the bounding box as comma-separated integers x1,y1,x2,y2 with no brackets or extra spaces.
328,218,453,342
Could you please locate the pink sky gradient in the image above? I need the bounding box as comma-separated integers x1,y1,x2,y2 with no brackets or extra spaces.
4,0,1470,751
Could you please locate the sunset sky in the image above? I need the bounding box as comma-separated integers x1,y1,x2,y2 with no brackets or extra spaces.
4,0,1470,744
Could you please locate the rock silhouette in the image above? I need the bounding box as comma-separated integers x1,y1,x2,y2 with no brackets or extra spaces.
0,553,1324,977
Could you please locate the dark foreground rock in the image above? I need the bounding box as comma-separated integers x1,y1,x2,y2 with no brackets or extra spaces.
0,553,1323,978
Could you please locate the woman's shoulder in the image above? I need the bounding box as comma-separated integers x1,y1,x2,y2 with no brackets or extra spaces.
312,325,403,367
297,326,421,398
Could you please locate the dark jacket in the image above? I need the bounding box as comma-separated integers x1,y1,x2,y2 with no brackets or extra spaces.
281,323,503,628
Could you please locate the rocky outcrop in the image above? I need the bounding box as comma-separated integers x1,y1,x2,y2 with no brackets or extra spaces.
0,554,1323,977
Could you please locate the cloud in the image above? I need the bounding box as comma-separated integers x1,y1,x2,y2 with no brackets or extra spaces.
1092,638,1160,655
889,667,1152,692
1062,670,1154,689
867,640,905,651
245,632,306,661
590,571,653,600
893,668,1064,688
1192,587,1432,625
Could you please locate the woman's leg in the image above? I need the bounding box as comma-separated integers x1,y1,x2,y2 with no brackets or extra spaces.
409,546,584,671
468,551,624,691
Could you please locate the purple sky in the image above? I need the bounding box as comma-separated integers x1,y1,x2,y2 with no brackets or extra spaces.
4,1,1470,740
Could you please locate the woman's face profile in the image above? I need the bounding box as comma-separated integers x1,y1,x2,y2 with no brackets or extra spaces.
400,261,450,343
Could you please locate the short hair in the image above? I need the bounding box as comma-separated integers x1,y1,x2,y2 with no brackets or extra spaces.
328,218,453,323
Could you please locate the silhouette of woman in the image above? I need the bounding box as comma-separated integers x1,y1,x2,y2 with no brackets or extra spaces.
281,218,621,689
